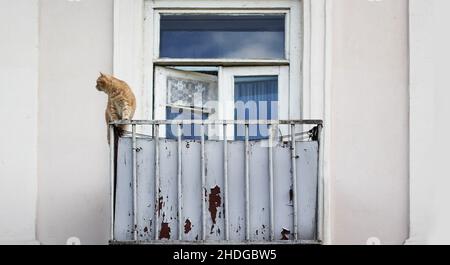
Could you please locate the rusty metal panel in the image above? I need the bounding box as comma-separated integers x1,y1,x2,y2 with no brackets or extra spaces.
114,137,133,241
114,137,318,243
204,141,225,240
179,140,202,241
248,141,270,241
135,137,155,241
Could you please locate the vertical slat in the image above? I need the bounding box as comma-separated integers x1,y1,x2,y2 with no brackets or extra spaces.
244,123,250,241
223,123,229,240
109,124,115,241
154,124,160,240
268,124,275,241
316,124,324,242
132,124,138,241
201,123,206,241
291,123,298,240
177,124,182,241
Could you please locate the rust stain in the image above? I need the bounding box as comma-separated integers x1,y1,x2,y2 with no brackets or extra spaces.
281,228,291,240
157,196,163,216
159,222,171,239
208,185,222,224
184,219,192,234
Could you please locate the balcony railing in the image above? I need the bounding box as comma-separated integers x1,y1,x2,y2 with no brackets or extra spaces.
109,120,323,244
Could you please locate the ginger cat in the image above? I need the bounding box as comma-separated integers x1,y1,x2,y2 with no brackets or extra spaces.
96,73,136,141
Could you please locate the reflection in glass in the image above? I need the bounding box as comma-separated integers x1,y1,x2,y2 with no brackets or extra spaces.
160,15,285,59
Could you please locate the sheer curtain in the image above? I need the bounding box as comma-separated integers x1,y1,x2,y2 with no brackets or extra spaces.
234,76,278,140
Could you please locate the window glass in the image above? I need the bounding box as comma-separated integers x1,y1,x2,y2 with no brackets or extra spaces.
234,76,278,140
160,14,285,59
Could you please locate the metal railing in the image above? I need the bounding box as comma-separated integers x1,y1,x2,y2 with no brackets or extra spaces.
109,119,323,244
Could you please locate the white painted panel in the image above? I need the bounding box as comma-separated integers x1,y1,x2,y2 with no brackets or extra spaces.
330,0,409,244
0,0,39,244
409,0,450,245
38,0,114,245
114,138,319,243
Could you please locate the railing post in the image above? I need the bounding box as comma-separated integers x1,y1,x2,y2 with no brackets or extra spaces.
132,123,138,241
201,123,206,241
268,124,275,241
223,123,229,241
109,124,115,242
291,123,298,240
245,123,250,241
316,124,324,242
154,124,160,240
177,124,183,241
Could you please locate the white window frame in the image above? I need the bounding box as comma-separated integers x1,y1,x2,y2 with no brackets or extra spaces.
113,0,332,244
150,5,300,122
220,66,290,139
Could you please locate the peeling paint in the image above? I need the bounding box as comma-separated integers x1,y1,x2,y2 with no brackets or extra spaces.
184,219,192,234
159,222,171,239
157,196,163,216
281,228,291,240
114,137,319,243
208,185,222,224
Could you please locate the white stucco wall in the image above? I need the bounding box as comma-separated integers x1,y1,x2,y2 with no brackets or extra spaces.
329,0,410,244
408,0,450,245
37,0,113,244
0,0,39,244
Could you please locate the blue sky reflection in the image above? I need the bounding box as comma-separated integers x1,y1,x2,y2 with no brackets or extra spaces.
160,15,285,59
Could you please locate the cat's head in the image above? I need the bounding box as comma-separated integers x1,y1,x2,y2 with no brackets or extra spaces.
96,72,112,93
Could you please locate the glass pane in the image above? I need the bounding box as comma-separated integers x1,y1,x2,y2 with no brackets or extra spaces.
160,14,285,59
166,75,218,109
234,76,278,140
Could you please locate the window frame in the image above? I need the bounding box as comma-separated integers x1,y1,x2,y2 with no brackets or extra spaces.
220,66,289,140
148,3,303,126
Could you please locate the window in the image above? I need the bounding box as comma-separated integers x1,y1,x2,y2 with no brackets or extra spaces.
160,14,286,59
153,9,295,140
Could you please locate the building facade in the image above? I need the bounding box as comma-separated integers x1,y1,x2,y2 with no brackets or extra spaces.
0,0,444,245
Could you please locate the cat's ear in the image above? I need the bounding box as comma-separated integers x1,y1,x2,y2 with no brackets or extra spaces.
100,72,107,77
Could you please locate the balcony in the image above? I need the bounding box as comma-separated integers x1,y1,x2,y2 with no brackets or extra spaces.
109,120,323,244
